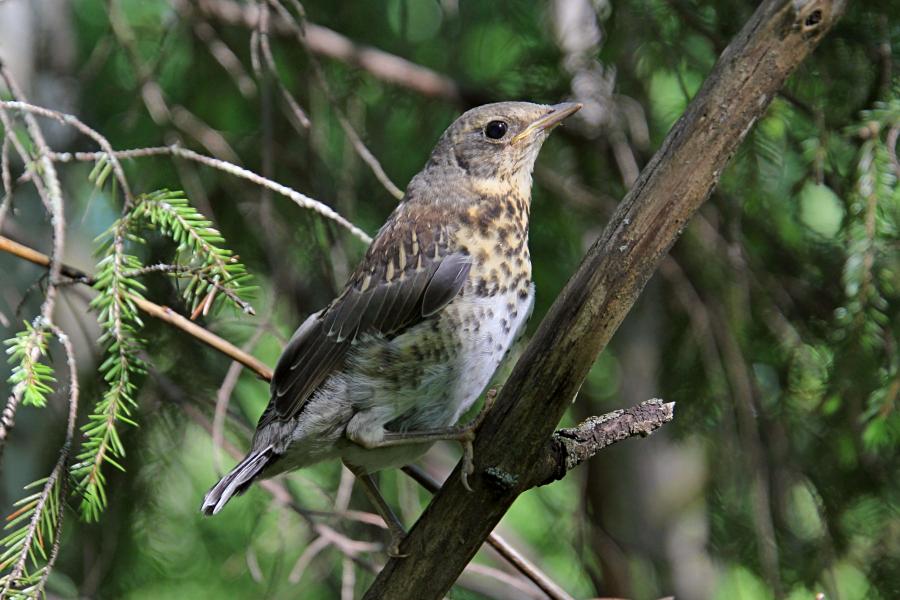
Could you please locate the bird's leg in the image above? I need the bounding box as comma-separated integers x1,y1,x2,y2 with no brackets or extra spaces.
343,462,408,558
354,387,499,491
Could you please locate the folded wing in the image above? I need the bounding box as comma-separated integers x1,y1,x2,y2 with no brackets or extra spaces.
263,223,471,425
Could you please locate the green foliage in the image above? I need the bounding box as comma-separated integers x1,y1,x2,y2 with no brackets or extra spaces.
72,183,254,521
0,474,64,598
131,190,255,316
836,94,900,456
4,323,54,408
72,211,147,521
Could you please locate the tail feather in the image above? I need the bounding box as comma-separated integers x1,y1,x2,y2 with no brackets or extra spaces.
201,446,275,515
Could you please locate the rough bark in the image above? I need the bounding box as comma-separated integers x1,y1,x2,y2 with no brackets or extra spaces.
363,1,847,598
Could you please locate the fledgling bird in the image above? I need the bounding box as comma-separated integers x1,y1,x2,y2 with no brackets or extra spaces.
202,101,581,550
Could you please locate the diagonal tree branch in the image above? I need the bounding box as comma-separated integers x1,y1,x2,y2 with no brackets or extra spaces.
363,0,847,597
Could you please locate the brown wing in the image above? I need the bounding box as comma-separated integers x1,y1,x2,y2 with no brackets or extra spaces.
263,222,471,425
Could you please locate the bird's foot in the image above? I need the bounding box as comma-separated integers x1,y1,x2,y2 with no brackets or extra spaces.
456,387,499,491
366,388,500,490
386,525,409,558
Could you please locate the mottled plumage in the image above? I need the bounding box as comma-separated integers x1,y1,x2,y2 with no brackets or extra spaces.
202,101,581,519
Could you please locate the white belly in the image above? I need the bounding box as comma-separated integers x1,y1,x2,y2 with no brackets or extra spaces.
449,285,535,422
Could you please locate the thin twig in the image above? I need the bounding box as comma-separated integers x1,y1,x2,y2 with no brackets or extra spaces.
340,555,355,600
190,0,462,101
269,0,405,200
212,323,268,473
0,98,133,206
257,2,311,130
288,535,331,584
0,68,66,460
192,21,257,99
66,263,257,315
146,265,254,315
50,146,372,244
0,128,11,230
33,323,80,596
0,235,274,380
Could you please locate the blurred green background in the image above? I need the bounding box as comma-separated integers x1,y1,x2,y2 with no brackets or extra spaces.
0,0,898,598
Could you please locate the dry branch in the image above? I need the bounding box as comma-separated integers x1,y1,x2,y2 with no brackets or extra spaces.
531,399,675,488
0,235,273,381
189,0,462,101
364,0,847,597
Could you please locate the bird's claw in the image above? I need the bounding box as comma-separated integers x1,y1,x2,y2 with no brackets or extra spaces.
387,536,409,558
458,387,499,492
460,437,475,491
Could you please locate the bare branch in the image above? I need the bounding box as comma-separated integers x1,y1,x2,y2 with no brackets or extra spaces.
268,0,405,200
0,66,67,460
0,98,133,206
213,324,268,473
33,323,80,596
192,21,258,99
288,535,331,584
50,145,373,244
530,399,675,487
256,2,311,130
0,128,11,229
190,0,462,101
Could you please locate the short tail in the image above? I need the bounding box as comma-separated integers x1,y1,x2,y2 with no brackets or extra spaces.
201,446,275,516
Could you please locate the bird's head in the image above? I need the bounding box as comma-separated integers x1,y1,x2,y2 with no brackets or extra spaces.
425,101,582,197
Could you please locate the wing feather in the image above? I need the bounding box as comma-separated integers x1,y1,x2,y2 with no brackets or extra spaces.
264,224,471,424
423,254,472,316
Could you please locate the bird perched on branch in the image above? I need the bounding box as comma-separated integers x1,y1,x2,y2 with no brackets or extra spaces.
202,101,581,553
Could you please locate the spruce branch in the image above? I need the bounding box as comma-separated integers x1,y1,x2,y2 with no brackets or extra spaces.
132,189,256,316
4,323,55,408
840,97,900,340
0,66,66,461
0,323,79,599
72,210,146,521
0,235,273,380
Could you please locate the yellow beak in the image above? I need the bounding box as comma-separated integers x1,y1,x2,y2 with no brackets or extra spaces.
511,102,582,144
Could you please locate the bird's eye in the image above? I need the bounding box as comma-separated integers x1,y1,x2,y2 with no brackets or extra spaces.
484,120,508,140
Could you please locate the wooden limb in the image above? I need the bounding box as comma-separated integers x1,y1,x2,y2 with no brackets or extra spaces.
402,465,576,600
0,234,273,381
187,0,462,101
363,1,847,598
